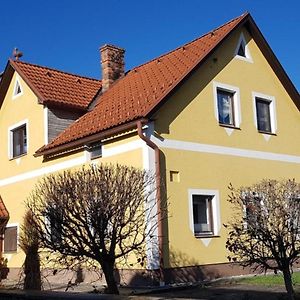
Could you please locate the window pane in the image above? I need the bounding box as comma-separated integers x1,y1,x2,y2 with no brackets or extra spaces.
217,90,234,126
237,42,246,57
256,98,271,132
47,206,63,245
4,226,17,252
192,195,213,235
12,125,27,157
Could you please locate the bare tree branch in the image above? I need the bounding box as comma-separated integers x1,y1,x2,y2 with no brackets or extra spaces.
225,179,300,300
26,163,161,294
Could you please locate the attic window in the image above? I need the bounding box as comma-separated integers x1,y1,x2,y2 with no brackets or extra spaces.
237,41,246,57
234,33,252,62
13,79,23,98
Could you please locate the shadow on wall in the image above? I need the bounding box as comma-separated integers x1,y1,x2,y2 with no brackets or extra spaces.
164,247,222,284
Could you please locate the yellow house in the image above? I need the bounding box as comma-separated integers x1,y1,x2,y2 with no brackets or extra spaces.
0,12,299,284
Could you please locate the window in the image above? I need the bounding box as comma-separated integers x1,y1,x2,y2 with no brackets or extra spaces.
4,226,18,252
188,189,221,239
12,78,23,99
192,195,213,236
11,124,27,158
253,92,276,135
46,206,63,245
86,143,102,160
237,40,246,57
234,33,252,62
217,89,235,126
213,82,241,133
256,98,271,133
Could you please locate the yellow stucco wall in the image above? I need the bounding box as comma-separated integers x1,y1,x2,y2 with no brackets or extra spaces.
154,27,300,267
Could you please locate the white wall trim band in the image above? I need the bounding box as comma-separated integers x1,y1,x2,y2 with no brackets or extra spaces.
151,136,300,164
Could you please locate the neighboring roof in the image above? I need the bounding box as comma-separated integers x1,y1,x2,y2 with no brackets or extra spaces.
1,60,101,111
0,195,9,220
36,12,299,156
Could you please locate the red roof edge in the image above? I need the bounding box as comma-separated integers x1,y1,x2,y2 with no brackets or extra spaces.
145,12,250,117
9,59,46,103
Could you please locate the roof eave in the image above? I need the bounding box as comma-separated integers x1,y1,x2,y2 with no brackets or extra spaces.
34,117,148,158
0,61,14,109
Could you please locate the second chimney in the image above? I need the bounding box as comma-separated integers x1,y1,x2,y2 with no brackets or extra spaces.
100,44,125,92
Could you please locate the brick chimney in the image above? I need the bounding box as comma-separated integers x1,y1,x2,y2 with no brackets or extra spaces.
100,44,125,92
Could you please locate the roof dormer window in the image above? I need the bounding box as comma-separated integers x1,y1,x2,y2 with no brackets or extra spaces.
13,78,23,99
234,33,252,63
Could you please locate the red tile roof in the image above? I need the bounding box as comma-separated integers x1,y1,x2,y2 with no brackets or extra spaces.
11,60,101,111
37,13,249,155
0,196,9,220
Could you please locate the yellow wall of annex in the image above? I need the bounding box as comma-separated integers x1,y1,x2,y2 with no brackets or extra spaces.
1,134,144,268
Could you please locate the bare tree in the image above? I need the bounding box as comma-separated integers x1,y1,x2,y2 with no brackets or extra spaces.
26,164,160,294
225,179,300,300
19,210,42,290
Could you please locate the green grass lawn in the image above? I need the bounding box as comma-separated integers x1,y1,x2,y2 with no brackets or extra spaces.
236,272,300,286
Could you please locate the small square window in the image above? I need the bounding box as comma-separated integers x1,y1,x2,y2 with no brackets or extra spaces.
11,124,27,158
4,226,18,252
87,143,102,160
217,89,235,126
192,195,214,236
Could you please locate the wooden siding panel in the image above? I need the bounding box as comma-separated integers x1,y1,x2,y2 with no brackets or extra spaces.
48,108,82,143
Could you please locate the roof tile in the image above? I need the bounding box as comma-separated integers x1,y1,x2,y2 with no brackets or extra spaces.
38,13,247,154
12,60,101,110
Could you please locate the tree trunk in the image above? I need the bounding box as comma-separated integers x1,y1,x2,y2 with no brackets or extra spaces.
23,245,41,290
282,267,295,300
101,258,119,294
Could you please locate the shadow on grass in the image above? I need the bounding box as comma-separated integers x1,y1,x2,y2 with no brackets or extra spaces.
142,283,293,300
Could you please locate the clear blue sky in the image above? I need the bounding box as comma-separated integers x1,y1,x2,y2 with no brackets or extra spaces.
1,0,299,91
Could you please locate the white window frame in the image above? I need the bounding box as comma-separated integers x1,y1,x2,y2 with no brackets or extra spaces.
12,75,23,99
213,82,241,135
252,92,277,136
188,189,221,238
234,32,253,63
8,119,29,159
3,223,19,253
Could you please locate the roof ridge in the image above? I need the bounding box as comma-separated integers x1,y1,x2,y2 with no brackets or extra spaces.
10,59,101,82
132,12,249,71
